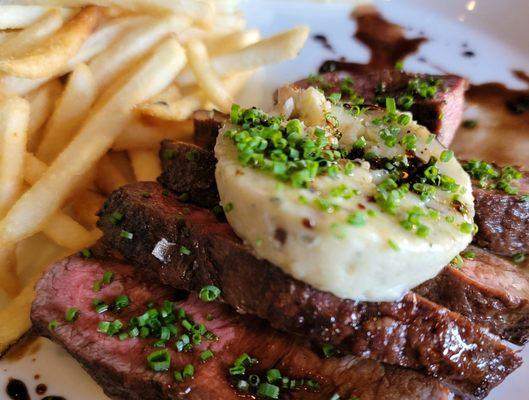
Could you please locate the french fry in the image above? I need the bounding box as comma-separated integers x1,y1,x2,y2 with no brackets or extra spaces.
36,63,97,163
42,210,101,250
0,5,67,29
185,38,232,113
0,246,21,298
0,96,30,215
2,0,215,21
0,15,143,95
113,117,193,150
25,79,63,151
0,36,186,246
89,15,190,91
129,149,161,181
177,26,310,86
138,85,202,121
138,71,251,121
0,281,35,355
0,7,101,79
204,28,260,56
0,9,63,58
95,153,129,194
71,189,105,228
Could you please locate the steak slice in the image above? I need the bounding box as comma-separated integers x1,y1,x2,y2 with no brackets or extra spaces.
416,246,529,345
96,182,521,399
472,172,529,257
292,68,467,147
31,256,450,400
159,139,219,209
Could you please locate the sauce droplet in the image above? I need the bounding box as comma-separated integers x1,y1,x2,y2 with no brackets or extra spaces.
6,378,30,400
36,383,47,395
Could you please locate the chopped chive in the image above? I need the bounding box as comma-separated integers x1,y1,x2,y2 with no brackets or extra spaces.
440,149,454,162
182,364,194,379
115,295,129,310
459,222,474,234
120,230,133,240
257,383,280,399
224,202,234,213
513,253,526,264
147,350,171,372
179,245,191,256
200,349,214,362
387,239,400,251
266,369,281,383
102,271,114,285
48,320,58,331
80,248,92,258
199,285,221,302
461,250,476,260
65,307,79,322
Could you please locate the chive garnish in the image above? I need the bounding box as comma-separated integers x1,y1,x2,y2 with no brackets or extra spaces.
199,285,221,302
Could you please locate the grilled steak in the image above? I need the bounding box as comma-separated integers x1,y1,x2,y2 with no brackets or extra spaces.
31,256,450,400
159,139,219,209
472,172,529,257
96,182,521,399
416,246,529,344
292,68,467,147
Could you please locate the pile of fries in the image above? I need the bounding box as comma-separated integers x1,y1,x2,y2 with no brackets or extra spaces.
0,0,308,354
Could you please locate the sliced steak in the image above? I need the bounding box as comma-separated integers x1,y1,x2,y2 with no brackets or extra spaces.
96,182,521,399
31,256,450,400
472,172,529,256
416,246,529,345
159,139,219,208
293,68,467,147
193,109,226,151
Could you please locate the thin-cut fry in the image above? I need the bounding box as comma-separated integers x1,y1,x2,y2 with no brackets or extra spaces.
113,117,193,150
2,0,215,21
204,28,260,56
0,96,30,215
0,7,101,79
0,281,34,355
186,38,232,112
89,15,190,91
95,153,129,194
0,15,143,95
25,79,63,150
129,149,161,181
71,189,105,228
138,71,252,121
0,246,21,298
177,26,309,86
37,63,97,163
42,210,101,250
0,5,70,29
23,151,47,185
0,37,186,246
0,9,63,58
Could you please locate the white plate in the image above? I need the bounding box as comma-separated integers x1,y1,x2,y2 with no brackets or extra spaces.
2,0,528,399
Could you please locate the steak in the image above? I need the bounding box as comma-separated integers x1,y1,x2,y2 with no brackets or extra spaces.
416,246,529,345
292,68,468,147
472,172,529,257
96,182,521,399
159,139,219,209
31,256,450,400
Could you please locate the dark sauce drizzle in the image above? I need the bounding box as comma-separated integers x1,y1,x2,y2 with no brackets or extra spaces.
6,378,65,400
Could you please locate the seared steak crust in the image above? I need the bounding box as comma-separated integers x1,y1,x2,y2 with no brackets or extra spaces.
159,139,219,209
31,257,450,400
96,182,521,399
416,246,529,345
472,174,529,256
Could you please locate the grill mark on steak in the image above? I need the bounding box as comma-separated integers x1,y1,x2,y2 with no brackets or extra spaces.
31,257,450,400
96,182,521,399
